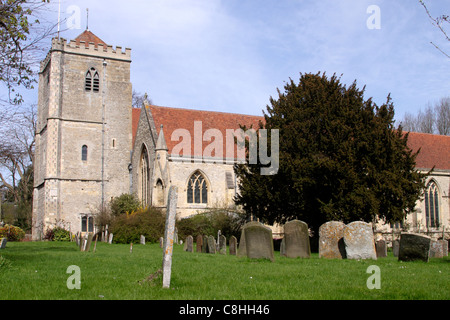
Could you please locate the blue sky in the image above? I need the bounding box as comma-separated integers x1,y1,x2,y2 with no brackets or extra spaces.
31,0,450,121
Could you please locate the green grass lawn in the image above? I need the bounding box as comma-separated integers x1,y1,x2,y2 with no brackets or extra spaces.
0,241,448,300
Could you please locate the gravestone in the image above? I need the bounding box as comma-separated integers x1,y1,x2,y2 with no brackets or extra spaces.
398,233,431,262
440,240,448,257
241,221,274,261
319,221,346,259
162,186,178,288
207,235,216,254
237,221,261,257
108,233,114,244
0,238,7,249
280,238,286,256
343,221,377,260
283,220,311,258
85,233,94,252
196,234,203,253
393,240,400,257
159,237,163,248
140,235,146,245
219,235,226,255
375,239,387,258
202,235,208,253
429,240,444,258
229,236,237,255
186,235,193,252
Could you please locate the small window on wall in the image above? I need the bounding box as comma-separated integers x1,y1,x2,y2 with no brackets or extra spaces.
81,216,94,233
81,145,88,161
85,68,99,92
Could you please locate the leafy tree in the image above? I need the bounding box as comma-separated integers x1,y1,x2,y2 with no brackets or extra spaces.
234,72,428,233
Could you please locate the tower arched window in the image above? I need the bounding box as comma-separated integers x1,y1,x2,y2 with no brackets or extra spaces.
424,181,440,228
187,171,208,204
81,145,88,161
85,68,99,92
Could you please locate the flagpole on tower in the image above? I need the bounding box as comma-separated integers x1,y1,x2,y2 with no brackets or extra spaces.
57,0,61,38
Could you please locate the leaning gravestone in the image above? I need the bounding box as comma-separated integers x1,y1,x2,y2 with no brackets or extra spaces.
283,220,311,258
398,233,431,262
241,221,274,261
162,186,178,289
185,235,193,252
229,236,237,255
219,235,227,255
0,238,7,249
85,233,94,252
343,221,377,260
375,239,387,258
319,221,346,259
196,234,203,253
207,236,216,254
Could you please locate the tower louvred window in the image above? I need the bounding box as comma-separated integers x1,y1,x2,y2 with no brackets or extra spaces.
85,68,99,92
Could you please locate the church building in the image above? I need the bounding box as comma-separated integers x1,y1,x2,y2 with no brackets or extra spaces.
32,30,449,240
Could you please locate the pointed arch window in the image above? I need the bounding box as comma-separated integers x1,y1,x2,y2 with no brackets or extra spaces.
85,68,99,92
187,171,208,204
424,181,440,228
138,146,149,206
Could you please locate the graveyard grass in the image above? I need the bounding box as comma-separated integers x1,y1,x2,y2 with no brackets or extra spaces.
0,241,449,300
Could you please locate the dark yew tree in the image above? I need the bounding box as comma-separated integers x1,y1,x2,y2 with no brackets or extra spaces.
234,72,428,233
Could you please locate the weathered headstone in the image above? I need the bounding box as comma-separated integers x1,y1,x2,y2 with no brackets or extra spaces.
196,234,203,253
202,235,208,253
283,220,311,258
280,238,286,256
207,235,216,254
237,221,261,257
229,236,237,255
343,221,377,260
185,235,193,252
108,233,114,244
85,233,94,252
140,235,146,245
375,239,387,258
392,240,400,257
241,221,274,261
159,237,164,248
162,186,178,288
440,239,448,256
429,240,444,258
0,238,7,249
219,235,226,255
398,233,431,262
319,221,346,259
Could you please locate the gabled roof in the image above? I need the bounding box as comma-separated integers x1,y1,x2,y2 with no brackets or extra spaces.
74,29,107,48
131,106,450,170
132,105,264,158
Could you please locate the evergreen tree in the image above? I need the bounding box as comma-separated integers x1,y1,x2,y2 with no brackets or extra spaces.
234,72,428,233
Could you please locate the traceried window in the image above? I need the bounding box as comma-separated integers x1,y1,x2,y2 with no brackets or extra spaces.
81,145,88,161
81,215,94,233
187,171,208,204
424,181,440,228
85,68,99,92
138,146,149,206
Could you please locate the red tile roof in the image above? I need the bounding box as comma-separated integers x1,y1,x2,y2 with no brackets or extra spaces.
131,106,450,170
405,132,450,170
74,29,107,48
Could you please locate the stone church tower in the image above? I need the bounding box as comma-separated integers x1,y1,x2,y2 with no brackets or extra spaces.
32,30,132,239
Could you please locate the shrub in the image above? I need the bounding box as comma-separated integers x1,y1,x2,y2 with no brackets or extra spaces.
53,227,71,241
0,224,25,241
110,193,141,217
109,206,165,244
177,209,246,240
